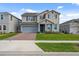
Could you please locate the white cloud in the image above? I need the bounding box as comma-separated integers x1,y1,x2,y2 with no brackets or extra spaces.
20,8,37,13
72,3,79,6
10,8,40,19
57,6,63,10
60,12,79,23
10,8,79,24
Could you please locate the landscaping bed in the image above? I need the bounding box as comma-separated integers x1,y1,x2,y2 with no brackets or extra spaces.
0,32,18,40
36,33,79,40
36,43,79,52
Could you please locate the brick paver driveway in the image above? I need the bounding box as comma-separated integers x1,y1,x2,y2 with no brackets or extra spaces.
8,33,36,40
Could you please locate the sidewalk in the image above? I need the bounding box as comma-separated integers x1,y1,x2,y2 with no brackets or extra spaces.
0,40,43,55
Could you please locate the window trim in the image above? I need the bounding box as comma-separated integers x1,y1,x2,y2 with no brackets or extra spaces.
26,16,28,21
54,24,57,29
0,25,1,30
47,24,52,31
1,15,3,20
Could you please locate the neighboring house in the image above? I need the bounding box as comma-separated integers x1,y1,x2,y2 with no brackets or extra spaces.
21,10,60,33
0,12,21,33
60,19,79,34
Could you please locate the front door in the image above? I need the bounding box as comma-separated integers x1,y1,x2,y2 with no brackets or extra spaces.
40,24,45,32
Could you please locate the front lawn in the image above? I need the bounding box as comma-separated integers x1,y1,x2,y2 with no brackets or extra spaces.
36,43,79,52
36,33,79,40
0,33,18,40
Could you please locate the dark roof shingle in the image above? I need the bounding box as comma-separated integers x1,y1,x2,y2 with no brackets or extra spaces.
21,13,38,16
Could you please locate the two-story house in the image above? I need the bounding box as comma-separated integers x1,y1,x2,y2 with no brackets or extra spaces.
0,12,21,33
21,10,60,33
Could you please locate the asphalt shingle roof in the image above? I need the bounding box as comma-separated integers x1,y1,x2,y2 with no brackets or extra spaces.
21,13,38,16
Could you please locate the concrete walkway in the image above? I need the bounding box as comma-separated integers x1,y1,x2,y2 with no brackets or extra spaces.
0,40,43,55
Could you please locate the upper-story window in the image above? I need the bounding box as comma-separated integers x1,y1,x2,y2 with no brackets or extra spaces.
55,14,57,19
11,15,12,21
1,15,3,20
33,16,36,21
26,16,37,21
48,14,50,18
0,25,1,30
48,13,53,19
3,25,6,30
26,16,28,21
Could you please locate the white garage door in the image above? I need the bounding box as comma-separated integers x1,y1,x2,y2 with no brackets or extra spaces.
21,25,38,33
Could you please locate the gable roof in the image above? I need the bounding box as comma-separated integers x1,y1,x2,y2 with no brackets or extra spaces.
21,13,38,16
21,10,60,17
39,19,54,24
60,18,79,25
0,12,21,20
38,10,60,15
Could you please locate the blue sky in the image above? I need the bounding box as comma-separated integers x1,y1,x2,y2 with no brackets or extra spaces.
0,3,79,23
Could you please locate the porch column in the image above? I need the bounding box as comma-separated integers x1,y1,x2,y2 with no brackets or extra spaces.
45,24,47,32
38,24,40,32
52,24,54,32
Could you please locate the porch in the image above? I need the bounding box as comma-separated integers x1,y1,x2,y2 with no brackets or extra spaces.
38,24,53,32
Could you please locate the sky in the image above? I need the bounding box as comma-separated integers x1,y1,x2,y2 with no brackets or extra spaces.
0,3,79,23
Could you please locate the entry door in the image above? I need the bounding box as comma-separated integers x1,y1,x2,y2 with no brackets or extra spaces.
40,24,45,32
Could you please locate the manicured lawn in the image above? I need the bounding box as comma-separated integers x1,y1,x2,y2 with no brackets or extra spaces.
36,33,79,40
0,33,18,40
36,43,79,52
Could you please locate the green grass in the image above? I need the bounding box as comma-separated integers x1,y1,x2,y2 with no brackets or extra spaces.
36,43,79,52
36,33,79,40
0,32,18,40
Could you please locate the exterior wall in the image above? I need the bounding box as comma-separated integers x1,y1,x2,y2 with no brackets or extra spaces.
22,16,26,22
70,22,79,34
60,23,70,33
60,22,79,34
0,12,21,33
0,13,9,33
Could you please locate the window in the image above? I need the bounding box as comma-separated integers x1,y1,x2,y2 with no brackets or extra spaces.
48,14,52,19
40,16,42,19
47,24,52,31
1,15,3,20
11,15,12,21
54,24,57,29
0,25,1,30
55,15,57,19
48,14,50,18
33,16,36,21
3,25,6,30
26,16,28,21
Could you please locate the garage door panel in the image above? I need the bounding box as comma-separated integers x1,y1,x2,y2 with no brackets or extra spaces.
21,25,38,33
